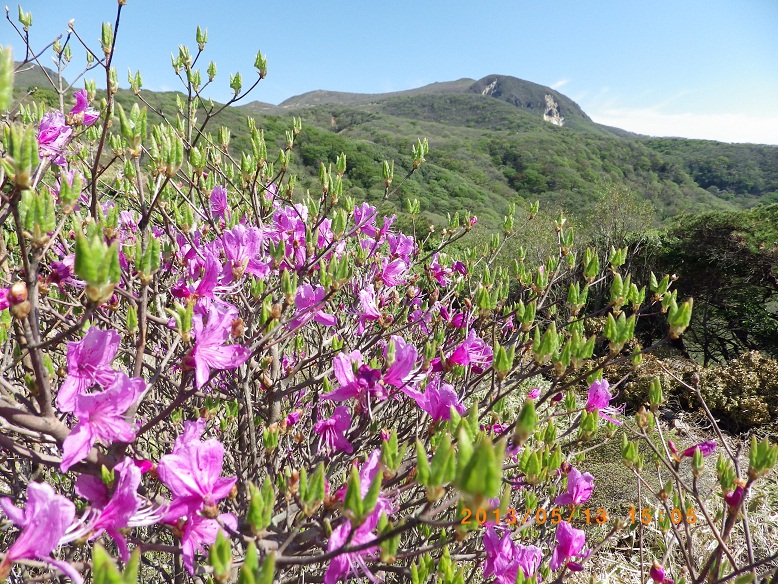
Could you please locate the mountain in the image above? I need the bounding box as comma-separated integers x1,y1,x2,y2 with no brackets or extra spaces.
244,74,596,129
9,66,778,228
236,74,777,225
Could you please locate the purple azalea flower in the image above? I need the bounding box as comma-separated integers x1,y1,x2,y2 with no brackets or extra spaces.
402,375,465,422
381,335,419,390
550,520,590,571
285,411,302,427
69,89,99,126
324,512,381,584
448,329,494,372
380,258,408,287
57,327,120,412
180,513,238,575
0,288,9,310
334,450,394,516
483,527,542,583
38,110,73,165
315,406,353,454
528,387,542,400
0,482,84,584
221,224,269,280
209,185,229,220
681,440,717,458
171,252,221,301
387,232,415,261
555,467,595,506
157,420,237,521
353,202,379,237
585,378,625,425
322,351,387,409
289,284,336,330
429,253,453,287
184,302,251,390
60,372,146,472
358,285,382,332
75,459,165,561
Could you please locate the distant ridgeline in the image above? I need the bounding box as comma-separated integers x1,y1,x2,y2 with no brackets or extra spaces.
11,63,778,227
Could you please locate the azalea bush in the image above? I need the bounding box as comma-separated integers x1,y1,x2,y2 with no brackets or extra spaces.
0,4,776,584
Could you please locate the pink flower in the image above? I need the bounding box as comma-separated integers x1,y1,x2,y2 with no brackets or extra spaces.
387,232,415,261
322,351,387,409
0,483,83,583
358,285,381,330
429,253,453,287
60,372,146,472
184,302,251,389
158,421,237,522
527,387,541,400
221,224,269,280
550,520,589,571
725,485,745,508
289,284,336,330
335,451,393,517
209,185,229,220
324,513,381,584
75,459,165,561
483,527,542,583
554,467,594,506
402,375,465,422
585,378,625,425
180,513,238,575
57,327,120,412
681,440,717,458
381,335,419,390
380,258,407,287
38,110,73,165
315,406,354,454
69,89,99,126
448,329,493,372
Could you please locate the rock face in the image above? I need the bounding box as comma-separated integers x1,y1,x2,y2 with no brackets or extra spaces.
481,80,498,97
543,94,564,126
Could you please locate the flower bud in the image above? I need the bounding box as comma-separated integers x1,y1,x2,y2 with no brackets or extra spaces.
10,300,31,319
650,561,665,583
8,282,28,304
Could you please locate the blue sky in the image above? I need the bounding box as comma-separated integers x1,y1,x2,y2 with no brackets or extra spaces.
5,0,778,144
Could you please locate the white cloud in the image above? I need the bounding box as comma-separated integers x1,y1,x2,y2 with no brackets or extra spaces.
588,107,778,145
551,79,570,90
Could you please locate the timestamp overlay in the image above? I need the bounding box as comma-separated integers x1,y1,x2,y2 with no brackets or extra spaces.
460,506,698,529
